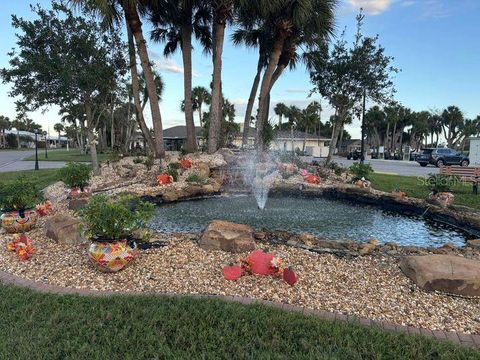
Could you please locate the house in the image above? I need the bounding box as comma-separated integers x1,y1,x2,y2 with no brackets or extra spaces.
233,127,330,156
131,126,204,151
4,129,69,149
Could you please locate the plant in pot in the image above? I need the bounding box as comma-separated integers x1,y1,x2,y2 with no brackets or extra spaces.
59,162,92,198
426,174,456,208
0,176,42,233
81,194,154,272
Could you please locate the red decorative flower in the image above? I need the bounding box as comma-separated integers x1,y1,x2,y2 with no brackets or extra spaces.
157,174,173,185
304,175,320,184
247,250,277,276
7,234,35,261
180,159,192,170
36,200,53,217
223,265,243,280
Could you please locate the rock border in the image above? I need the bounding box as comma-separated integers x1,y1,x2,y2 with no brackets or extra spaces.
0,269,478,350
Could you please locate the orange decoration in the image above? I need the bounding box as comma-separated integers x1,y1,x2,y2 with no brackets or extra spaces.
180,159,193,170
7,234,36,261
36,200,53,217
304,175,320,184
157,174,173,185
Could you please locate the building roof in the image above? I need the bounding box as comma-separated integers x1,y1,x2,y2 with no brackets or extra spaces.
339,139,361,146
240,127,329,141
163,126,203,139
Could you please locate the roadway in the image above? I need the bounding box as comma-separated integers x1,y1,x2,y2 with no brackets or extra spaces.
0,150,66,173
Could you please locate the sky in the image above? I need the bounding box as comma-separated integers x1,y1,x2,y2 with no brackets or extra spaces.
0,0,479,139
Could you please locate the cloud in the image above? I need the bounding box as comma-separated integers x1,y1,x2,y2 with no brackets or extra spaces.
401,0,415,7
421,0,450,18
154,59,185,75
347,0,392,15
284,88,309,94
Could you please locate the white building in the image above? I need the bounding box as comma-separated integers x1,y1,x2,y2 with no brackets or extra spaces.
469,137,480,166
4,129,69,149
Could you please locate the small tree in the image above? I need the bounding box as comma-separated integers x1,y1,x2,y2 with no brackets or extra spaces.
1,1,127,174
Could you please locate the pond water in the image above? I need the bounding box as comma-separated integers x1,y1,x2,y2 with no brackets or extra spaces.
150,195,468,247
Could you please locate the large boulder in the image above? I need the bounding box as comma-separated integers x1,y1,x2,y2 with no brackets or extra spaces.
45,214,86,245
400,255,480,297
199,220,256,253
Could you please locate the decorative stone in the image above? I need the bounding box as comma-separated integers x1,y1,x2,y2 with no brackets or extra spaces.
1,209,38,234
299,233,316,247
199,220,256,253
45,214,85,245
367,239,379,246
400,255,480,297
359,242,377,255
428,192,454,208
194,162,210,178
466,239,480,249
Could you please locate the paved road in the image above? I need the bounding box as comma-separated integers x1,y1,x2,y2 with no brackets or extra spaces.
332,156,439,177
0,150,66,173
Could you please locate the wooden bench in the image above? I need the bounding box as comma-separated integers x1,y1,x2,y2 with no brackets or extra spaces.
440,166,480,194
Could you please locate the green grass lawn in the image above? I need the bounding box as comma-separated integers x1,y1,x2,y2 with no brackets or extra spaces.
0,169,61,189
23,149,111,163
370,173,480,210
0,284,476,359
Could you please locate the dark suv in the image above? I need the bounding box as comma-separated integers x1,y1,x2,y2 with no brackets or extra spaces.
416,148,469,167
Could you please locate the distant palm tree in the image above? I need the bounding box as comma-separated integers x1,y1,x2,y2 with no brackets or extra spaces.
0,115,11,148
274,103,289,129
54,123,64,142
192,86,211,127
71,0,166,158
138,70,165,112
149,0,211,152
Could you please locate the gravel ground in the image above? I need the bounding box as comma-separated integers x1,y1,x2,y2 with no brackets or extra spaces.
0,206,479,335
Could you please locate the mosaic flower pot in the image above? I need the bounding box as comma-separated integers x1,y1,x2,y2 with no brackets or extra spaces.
1,209,38,234
69,186,92,199
88,240,137,273
428,192,454,208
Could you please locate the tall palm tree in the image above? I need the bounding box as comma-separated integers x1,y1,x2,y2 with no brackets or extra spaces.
274,102,289,130
53,123,64,141
192,86,211,126
252,0,336,153
138,70,164,111
208,0,234,154
71,0,166,158
0,115,11,148
149,0,211,153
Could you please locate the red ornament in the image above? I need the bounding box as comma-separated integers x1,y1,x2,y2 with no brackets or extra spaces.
223,265,243,280
283,267,298,286
157,174,173,185
247,250,276,275
304,175,320,184
180,159,192,170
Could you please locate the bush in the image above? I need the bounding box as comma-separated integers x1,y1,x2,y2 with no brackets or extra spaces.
327,161,344,176
81,194,154,241
426,174,458,193
0,175,42,211
133,157,144,164
143,154,155,170
167,162,180,182
349,162,374,180
59,162,91,189
186,172,207,184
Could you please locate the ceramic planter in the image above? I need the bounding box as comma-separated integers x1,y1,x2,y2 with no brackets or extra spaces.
428,192,454,208
355,179,371,189
69,186,92,199
88,239,137,273
1,209,38,234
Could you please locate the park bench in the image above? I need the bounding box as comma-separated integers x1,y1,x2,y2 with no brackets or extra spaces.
440,166,480,194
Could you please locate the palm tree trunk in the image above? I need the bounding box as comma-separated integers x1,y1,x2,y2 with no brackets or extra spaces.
256,35,287,153
123,5,164,158
242,55,263,147
303,127,307,153
126,18,155,155
110,95,115,150
325,108,342,165
208,14,226,154
198,102,203,127
181,25,197,153
84,101,99,174
290,124,294,154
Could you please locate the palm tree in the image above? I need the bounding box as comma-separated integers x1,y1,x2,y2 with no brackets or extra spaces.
138,70,164,112
0,115,11,148
273,103,288,130
208,0,234,154
253,0,336,153
71,0,166,158
192,86,211,127
287,105,301,153
149,0,211,153
53,123,64,142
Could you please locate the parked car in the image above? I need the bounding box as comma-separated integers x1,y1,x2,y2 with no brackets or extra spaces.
346,149,362,160
416,148,470,167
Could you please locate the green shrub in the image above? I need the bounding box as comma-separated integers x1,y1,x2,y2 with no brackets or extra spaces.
81,194,154,241
143,154,155,170
327,161,344,176
59,162,92,189
0,175,42,211
133,157,144,164
186,172,207,184
167,162,180,181
349,162,374,180
426,174,458,193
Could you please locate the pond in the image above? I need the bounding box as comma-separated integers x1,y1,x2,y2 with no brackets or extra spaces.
150,195,468,247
